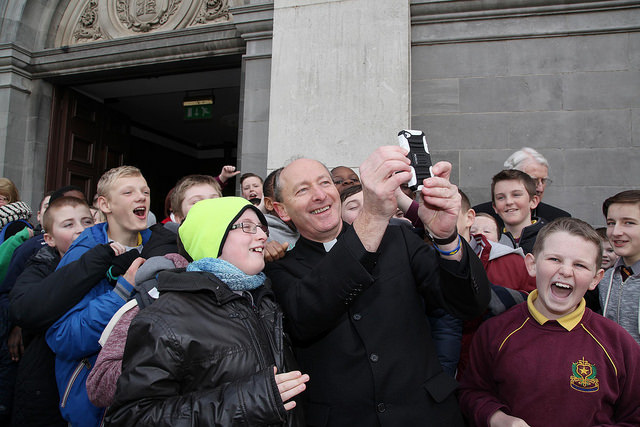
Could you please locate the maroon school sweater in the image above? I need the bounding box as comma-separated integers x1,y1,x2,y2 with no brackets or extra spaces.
459,292,640,427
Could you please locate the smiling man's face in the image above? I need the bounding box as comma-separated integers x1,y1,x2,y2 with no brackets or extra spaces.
274,159,342,243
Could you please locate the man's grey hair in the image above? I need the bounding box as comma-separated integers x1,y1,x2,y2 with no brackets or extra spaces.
503,147,549,172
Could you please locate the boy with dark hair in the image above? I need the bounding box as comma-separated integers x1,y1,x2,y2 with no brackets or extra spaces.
599,189,640,344
45,166,174,426
491,169,545,254
462,189,535,294
240,172,264,203
459,218,640,426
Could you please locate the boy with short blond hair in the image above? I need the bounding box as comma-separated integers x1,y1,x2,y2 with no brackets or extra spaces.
459,218,640,427
491,169,544,254
599,190,640,344
45,166,173,427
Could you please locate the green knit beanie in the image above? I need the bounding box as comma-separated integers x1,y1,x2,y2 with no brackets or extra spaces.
178,197,267,261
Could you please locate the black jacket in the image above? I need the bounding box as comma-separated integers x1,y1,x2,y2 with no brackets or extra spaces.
498,217,547,255
8,243,116,426
105,270,303,427
266,222,491,427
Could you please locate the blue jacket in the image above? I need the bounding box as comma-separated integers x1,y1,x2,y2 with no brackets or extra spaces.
45,222,150,427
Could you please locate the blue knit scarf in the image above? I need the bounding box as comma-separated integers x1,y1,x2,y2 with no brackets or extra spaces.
187,257,266,291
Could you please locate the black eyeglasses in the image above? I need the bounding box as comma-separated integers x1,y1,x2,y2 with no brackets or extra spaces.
230,222,269,237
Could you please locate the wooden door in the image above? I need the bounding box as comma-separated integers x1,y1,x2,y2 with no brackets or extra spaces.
46,87,131,202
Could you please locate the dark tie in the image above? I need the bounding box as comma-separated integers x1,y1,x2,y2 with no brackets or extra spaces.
621,266,634,282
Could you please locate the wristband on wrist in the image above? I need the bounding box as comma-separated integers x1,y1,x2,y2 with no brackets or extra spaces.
430,227,459,245
432,235,461,256
106,266,118,282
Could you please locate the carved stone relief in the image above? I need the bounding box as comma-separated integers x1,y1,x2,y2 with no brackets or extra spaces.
55,0,230,47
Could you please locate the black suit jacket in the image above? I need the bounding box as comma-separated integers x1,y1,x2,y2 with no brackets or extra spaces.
266,222,490,427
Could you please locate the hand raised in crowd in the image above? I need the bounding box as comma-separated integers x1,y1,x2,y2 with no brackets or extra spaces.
264,240,289,263
106,248,141,283
417,161,461,240
358,146,411,219
219,165,241,183
8,326,23,362
354,146,412,251
123,257,145,285
273,367,310,411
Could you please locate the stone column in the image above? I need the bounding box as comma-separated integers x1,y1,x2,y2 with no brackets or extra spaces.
268,0,410,171
232,0,274,186
0,44,51,208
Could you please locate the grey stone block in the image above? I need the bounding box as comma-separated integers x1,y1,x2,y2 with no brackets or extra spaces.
506,34,630,75
633,109,640,147
429,149,459,186
243,58,272,91
411,79,459,114
551,186,624,227
459,75,562,113
411,42,508,80
563,71,640,110
505,110,632,149
560,148,640,187
631,33,640,70
459,148,514,197
242,88,271,122
411,113,510,150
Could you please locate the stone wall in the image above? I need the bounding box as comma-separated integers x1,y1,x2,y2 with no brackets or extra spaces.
268,0,410,172
410,0,640,226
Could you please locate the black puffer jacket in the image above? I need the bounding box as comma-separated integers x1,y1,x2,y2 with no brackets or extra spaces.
105,270,304,427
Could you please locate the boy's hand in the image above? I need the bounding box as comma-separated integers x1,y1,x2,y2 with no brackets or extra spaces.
8,326,23,361
219,165,241,183
489,410,531,427
123,257,145,285
264,241,289,262
274,366,309,411
109,242,126,256
107,249,140,282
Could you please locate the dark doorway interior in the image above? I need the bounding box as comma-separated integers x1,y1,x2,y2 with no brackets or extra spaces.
47,65,242,219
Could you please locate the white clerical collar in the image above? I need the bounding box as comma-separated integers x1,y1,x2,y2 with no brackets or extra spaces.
323,239,338,252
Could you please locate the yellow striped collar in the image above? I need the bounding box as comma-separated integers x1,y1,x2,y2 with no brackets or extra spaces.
527,290,585,331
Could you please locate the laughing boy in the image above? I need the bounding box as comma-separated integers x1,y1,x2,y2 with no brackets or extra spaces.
46,166,155,426
459,218,640,427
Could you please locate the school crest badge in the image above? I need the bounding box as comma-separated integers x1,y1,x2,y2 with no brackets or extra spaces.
570,357,599,392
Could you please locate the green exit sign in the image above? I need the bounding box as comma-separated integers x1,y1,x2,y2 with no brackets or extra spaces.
183,99,213,120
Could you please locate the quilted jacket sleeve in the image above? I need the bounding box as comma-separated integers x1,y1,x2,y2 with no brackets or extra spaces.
10,244,115,331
